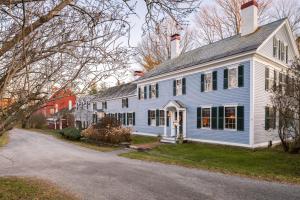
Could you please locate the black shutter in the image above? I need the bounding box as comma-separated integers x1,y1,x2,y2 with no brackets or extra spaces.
212,107,218,129
123,113,126,125
265,68,269,91
126,98,129,108
118,113,121,122
273,70,277,91
148,110,151,126
213,71,218,90
238,65,244,87
224,69,228,89
237,106,244,131
197,107,202,128
273,107,276,129
182,78,186,95
156,83,159,98
167,111,170,127
156,109,159,126
122,99,124,108
173,80,176,96
265,107,270,130
126,113,129,125
133,112,135,126
149,85,152,99
144,86,147,99
201,74,205,92
218,106,224,130
138,87,141,100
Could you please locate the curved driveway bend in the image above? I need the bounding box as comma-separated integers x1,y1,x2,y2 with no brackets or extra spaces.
0,129,299,200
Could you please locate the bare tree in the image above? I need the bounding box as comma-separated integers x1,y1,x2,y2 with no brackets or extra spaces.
271,58,300,153
268,0,300,34
0,0,201,134
136,18,194,71
193,0,271,45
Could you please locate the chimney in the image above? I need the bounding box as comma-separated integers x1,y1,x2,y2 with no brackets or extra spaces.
170,33,180,59
240,0,258,36
134,70,144,77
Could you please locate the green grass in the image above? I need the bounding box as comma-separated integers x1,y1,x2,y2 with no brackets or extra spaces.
0,177,78,200
120,142,300,184
0,132,9,148
131,135,159,145
29,128,120,152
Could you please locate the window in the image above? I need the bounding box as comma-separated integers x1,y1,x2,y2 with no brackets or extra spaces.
273,37,278,58
150,84,157,98
265,68,277,91
139,87,145,99
122,98,128,108
228,68,238,88
204,73,212,92
149,110,156,126
50,108,54,115
68,100,72,110
93,103,97,110
281,43,285,61
127,113,133,125
202,108,211,128
55,104,58,113
176,79,182,96
102,101,107,109
159,110,165,126
225,107,236,130
265,107,276,130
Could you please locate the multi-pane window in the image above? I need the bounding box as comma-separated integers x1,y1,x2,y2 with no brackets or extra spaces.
273,37,278,58
102,101,107,109
151,84,157,98
280,43,285,61
225,107,236,130
176,79,182,96
140,87,145,99
122,98,128,108
228,68,238,88
204,73,212,92
265,107,276,130
202,108,211,128
127,113,133,125
265,68,277,91
93,103,97,110
149,110,156,126
159,110,165,126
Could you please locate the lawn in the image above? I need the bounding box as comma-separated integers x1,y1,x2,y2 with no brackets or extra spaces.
120,142,300,184
30,128,120,152
0,132,9,148
0,177,77,200
131,134,159,145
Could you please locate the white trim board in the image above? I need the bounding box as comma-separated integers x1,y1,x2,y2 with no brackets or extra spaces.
132,132,158,137
135,52,255,85
185,138,251,148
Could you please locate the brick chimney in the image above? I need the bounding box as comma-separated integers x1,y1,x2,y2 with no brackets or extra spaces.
241,0,258,36
170,33,180,59
134,70,144,77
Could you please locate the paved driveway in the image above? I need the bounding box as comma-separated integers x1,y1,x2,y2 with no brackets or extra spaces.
0,129,300,200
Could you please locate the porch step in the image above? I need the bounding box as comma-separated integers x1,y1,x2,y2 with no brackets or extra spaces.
160,137,177,144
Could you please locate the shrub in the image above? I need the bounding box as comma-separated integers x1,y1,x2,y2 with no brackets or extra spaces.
95,116,121,129
28,113,47,129
61,127,81,140
82,125,131,145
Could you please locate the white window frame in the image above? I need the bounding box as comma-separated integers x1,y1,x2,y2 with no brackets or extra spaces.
204,72,213,92
201,107,211,129
149,110,156,126
280,42,285,61
176,79,183,96
159,110,165,126
228,67,238,89
140,86,145,100
127,113,133,126
224,106,237,131
273,37,278,58
151,84,157,98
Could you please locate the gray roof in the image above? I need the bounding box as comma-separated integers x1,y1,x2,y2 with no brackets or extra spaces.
139,18,286,81
95,82,136,101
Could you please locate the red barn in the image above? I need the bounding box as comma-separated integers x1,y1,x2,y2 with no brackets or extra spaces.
37,88,76,129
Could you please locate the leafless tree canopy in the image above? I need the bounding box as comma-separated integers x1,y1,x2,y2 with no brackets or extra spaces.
0,0,202,133
271,58,300,153
136,18,194,71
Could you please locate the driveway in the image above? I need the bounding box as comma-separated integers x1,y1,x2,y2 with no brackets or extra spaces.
0,129,300,200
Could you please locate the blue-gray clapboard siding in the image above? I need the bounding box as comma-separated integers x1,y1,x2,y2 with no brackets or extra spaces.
134,61,251,144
